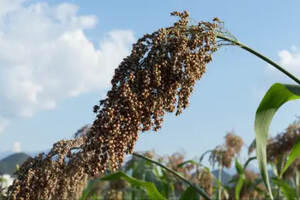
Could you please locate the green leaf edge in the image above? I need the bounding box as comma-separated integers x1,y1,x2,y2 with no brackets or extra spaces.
255,83,300,200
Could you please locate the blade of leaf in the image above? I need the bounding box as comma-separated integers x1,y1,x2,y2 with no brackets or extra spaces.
234,159,244,200
177,160,200,168
280,135,300,177
100,171,166,200
79,179,98,200
179,186,200,200
235,159,243,175
243,156,256,170
248,139,256,155
272,178,297,200
235,175,244,200
199,150,212,163
255,83,300,200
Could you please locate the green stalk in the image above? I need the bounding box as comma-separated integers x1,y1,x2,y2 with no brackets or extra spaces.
217,166,223,200
132,152,212,200
295,170,300,200
216,34,300,85
277,155,285,199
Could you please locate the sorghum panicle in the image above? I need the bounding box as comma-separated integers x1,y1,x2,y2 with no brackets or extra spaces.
210,132,243,168
191,168,213,198
7,11,221,200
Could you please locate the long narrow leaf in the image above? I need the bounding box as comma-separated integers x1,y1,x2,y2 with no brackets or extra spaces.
100,171,166,200
235,159,244,200
235,159,243,175
280,135,300,177
243,156,256,171
235,176,244,200
177,160,201,168
255,83,300,199
272,178,297,200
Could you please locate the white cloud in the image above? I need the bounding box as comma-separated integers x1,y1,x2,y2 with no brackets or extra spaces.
278,48,300,76
0,0,135,132
13,142,21,153
265,46,300,84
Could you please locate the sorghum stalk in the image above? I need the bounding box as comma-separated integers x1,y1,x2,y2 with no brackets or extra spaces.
217,165,222,200
216,34,300,85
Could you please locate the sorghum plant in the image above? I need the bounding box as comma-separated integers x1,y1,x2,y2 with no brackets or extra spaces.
4,9,300,200
190,168,214,197
6,11,222,200
210,133,243,169
229,170,265,200
209,133,243,199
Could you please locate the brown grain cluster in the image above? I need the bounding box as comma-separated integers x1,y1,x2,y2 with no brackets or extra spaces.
210,132,243,168
266,120,300,178
6,11,221,199
267,121,300,163
7,132,88,200
191,168,213,197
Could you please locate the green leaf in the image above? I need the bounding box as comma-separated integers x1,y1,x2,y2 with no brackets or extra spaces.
235,175,244,200
255,83,300,200
272,178,297,200
234,159,244,200
100,171,166,200
177,160,199,168
199,150,212,163
177,159,204,169
79,179,99,200
280,134,300,177
248,139,256,155
243,156,256,170
235,159,243,175
179,186,200,200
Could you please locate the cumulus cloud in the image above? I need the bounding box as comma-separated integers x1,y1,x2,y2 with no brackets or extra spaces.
278,47,300,76
0,1,135,132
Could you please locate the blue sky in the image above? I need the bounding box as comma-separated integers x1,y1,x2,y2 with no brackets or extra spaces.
0,0,300,162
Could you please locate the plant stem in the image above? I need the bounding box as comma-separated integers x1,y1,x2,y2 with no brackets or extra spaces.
217,166,222,200
132,152,212,200
216,34,300,85
295,170,300,200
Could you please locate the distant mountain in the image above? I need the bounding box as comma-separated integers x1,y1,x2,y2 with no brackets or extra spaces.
0,152,31,175
0,151,13,160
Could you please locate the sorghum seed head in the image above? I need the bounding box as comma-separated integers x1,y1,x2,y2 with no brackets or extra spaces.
7,11,222,200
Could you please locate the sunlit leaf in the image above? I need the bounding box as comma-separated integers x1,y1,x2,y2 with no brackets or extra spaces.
255,83,300,199
235,176,244,200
